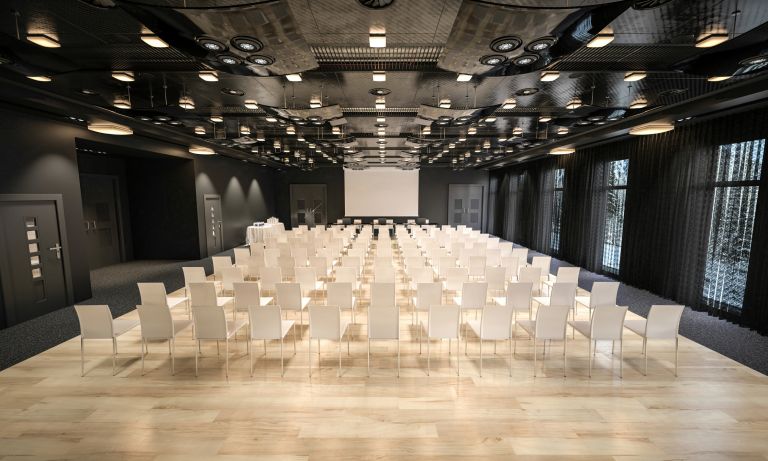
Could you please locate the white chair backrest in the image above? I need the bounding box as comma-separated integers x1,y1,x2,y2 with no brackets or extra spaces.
233,282,261,309
138,282,168,307
309,305,342,339
415,282,443,310
555,266,580,284
189,282,217,307
480,305,513,339
590,282,620,307
511,248,528,265
437,256,457,277
531,256,551,277
485,249,501,267
410,266,434,284
501,256,520,279
485,266,507,291
518,266,541,285
260,266,282,291
191,306,226,339
645,305,685,338
368,305,399,340
334,266,358,285
221,266,244,291
212,256,233,275
534,305,571,340
428,305,460,339
374,256,393,268
374,265,396,283
459,282,488,309
183,267,207,286
276,283,303,309
137,304,173,339
278,256,295,278
248,305,282,340
327,282,354,309
505,282,533,311
292,247,308,267
590,306,628,340
246,255,265,278
75,305,114,339
444,267,469,291
234,247,251,266
295,266,318,291
264,248,280,266
371,282,396,308
550,282,577,306
405,256,426,270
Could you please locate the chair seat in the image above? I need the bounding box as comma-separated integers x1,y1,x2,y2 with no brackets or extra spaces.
575,295,591,307
569,320,591,338
280,320,295,337
167,297,188,309
532,296,552,307
226,319,248,338
624,319,647,336
217,297,234,307
172,319,193,335
235,297,273,311
492,296,506,306
113,319,140,337
516,319,535,336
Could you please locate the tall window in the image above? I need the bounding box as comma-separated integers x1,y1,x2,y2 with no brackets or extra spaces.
550,168,565,253
602,159,629,274
703,139,765,311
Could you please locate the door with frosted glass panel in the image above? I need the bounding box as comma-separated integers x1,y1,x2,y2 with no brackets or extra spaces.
448,184,484,230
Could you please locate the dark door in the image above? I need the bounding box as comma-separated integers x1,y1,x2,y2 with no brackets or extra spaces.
204,194,224,256
290,184,327,228
448,184,484,231
80,174,122,269
0,200,68,326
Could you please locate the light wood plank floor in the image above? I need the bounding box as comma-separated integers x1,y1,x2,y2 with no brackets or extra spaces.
2,242,768,460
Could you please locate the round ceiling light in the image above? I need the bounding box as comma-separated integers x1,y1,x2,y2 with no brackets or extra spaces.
358,0,394,9
79,88,98,95
513,54,539,66
246,54,275,66
374,123,388,128
217,54,241,65
480,54,506,66
221,88,245,96
154,115,171,121
230,36,263,52
516,87,539,96
490,35,522,53
369,87,391,96
526,36,556,52
197,36,226,52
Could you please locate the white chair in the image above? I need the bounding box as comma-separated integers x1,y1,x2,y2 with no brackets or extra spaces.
374,264,396,284
543,266,580,294
367,305,400,376
412,282,443,325
308,305,351,377
443,267,469,301
517,305,571,377
75,305,139,376
246,254,265,280
248,305,295,376
501,256,520,281
370,282,396,308
624,305,685,376
334,265,361,294
485,266,507,296
342,255,362,276
468,256,486,279
191,306,247,378
531,255,551,280
212,256,233,280
234,247,251,269
453,281,488,313
569,305,628,378
264,248,280,267
420,305,461,376
259,266,283,294
276,282,311,326
295,266,324,298
278,256,296,280
183,266,220,294
137,282,187,312
292,247,308,268
532,282,577,315
575,282,620,317
232,282,273,320
188,282,233,309
220,266,244,295
517,266,542,295
137,304,192,375
467,304,514,376
327,282,357,323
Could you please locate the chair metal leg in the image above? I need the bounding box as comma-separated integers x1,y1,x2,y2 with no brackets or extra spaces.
280,338,284,377
427,337,430,376
141,339,145,376
249,338,254,377
533,338,537,377
563,338,567,378
171,338,176,375
308,335,312,377
397,338,400,378
338,337,342,377
225,339,229,379
588,337,592,378
367,338,370,376
644,338,648,376
479,338,483,377
619,339,623,379
293,325,297,355
675,336,679,377
457,336,460,376
80,338,85,377
195,340,199,377
112,338,117,376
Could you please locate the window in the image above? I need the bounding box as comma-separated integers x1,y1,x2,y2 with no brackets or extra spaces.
550,168,565,253
602,159,629,274
703,139,764,311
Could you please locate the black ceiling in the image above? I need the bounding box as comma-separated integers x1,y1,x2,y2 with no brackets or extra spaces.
0,0,767,170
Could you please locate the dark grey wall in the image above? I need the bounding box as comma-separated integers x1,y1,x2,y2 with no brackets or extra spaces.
194,156,277,254
276,168,344,227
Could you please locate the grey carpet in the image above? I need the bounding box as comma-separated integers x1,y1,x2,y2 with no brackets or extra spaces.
1,246,767,375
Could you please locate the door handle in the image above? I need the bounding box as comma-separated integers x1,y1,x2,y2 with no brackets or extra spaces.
49,243,62,260
85,221,90,231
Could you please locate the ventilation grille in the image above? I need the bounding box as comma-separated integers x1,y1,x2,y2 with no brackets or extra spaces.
312,44,442,71
550,45,695,71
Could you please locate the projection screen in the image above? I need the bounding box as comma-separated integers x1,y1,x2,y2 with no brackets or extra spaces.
344,168,419,216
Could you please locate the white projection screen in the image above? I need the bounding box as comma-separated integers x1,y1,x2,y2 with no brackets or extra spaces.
344,168,419,216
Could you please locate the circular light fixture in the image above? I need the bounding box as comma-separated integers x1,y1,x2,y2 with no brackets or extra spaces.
79,88,98,95
196,36,226,52
369,87,391,96
154,115,171,122
217,54,241,65
88,122,133,136
516,87,539,96
374,123,388,128
526,36,556,52
246,54,275,66
490,35,522,53
629,122,674,135
480,54,506,66
189,146,216,155
230,36,263,52
221,88,245,96
513,54,539,66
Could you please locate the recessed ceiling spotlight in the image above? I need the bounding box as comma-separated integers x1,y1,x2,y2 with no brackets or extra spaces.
246,54,275,66
485,116,496,123
79,88,98,95
557,127,569,135
210,115,224,123
240,125,251,135
113,97,131,109
526,36,556,52
194,126,206,135
309,95,322,108
230,36,263,52
629,122,674,135
376,117,386,123
513,54,539,66
177,96,195,109
265,116,277,123
375,96,386,109
111,71,134,82
140,34,168,48
587,28,614,48
221,88,245,96
372,70,387,82
27,33,61,48
695,32,729,48
369,33,386,48
502,98,517,109
456,73,473,82
480,54,506,66
244,99,259,109
198,71,218,81
88,122,133,135
490,35,522,53
189,146,216,155
550,146,575,155
27,75,52,82
286,125,296,135
468,126,477,135
196,36,226,52
439,98,451,109
286,74,302,82
624,71,647,81
516,87,539,96
566,98,582,109
217,54,241,65
707,75,731,82
539,115,552,123
540,71,560,81
512,127,523,136
630,98,648,109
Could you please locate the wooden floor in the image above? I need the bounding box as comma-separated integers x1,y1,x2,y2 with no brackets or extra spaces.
2,245,768,460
